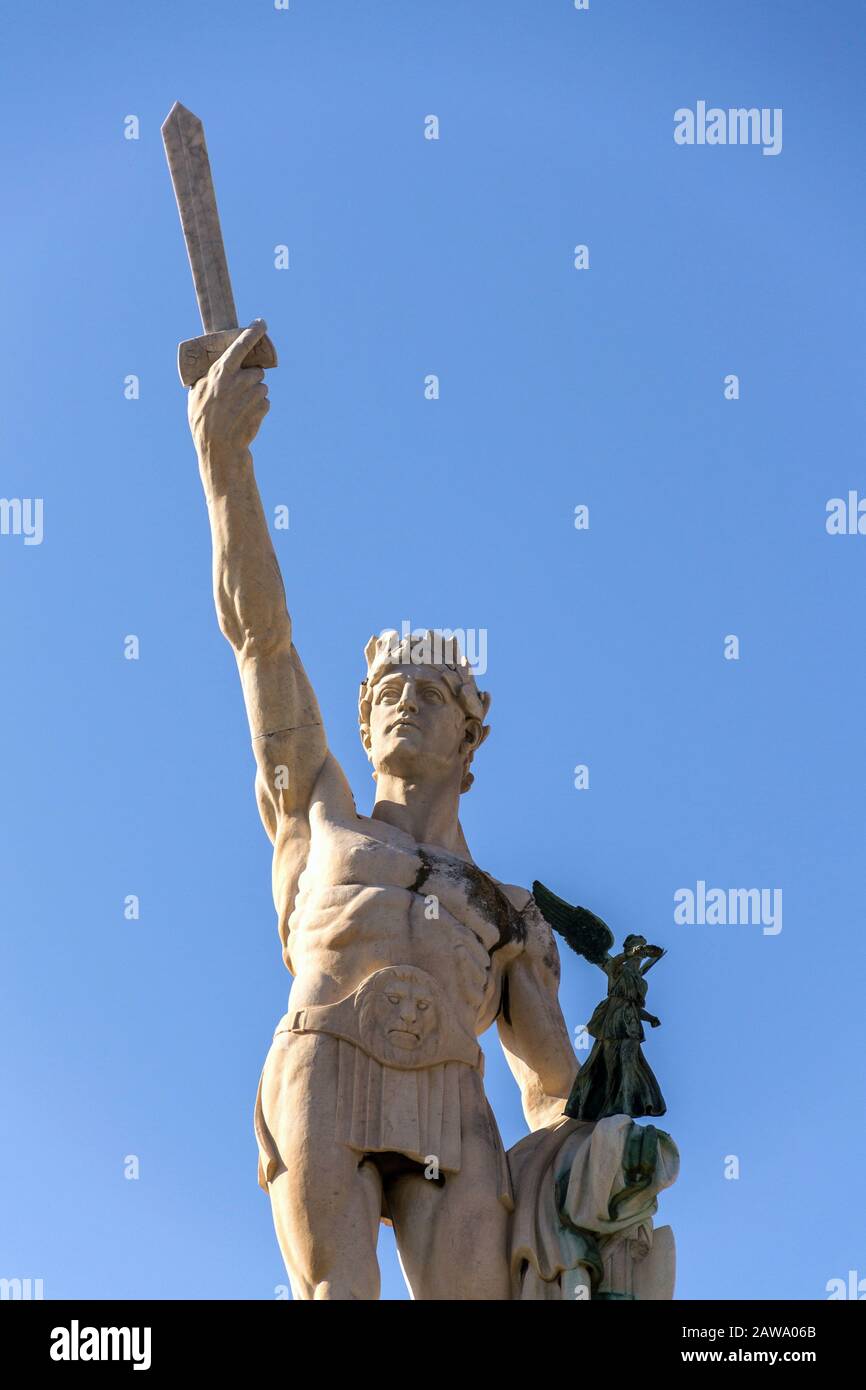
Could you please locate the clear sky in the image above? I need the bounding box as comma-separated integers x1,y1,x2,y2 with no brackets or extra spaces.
2,0,864,1301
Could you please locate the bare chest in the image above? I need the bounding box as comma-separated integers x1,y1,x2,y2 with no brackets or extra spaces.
282,815,526,1018
300,816,522,942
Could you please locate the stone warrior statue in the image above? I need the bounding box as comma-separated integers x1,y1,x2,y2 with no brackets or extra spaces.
164,91,678,1306
182,317,678,1300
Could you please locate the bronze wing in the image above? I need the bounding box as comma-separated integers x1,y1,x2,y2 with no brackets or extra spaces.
531,880,615,967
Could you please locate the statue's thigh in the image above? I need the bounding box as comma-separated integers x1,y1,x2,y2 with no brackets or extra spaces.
386,1083,511,1301
261,1033,382,1300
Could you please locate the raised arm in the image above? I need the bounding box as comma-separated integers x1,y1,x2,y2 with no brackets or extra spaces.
497,895,580,1131
187,320,330,844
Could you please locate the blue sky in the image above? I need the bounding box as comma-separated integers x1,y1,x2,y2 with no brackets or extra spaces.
2,0,865,1300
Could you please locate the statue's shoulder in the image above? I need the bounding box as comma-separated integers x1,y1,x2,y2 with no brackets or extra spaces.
494,880,533,914
491,879,562,970
492,881,553,933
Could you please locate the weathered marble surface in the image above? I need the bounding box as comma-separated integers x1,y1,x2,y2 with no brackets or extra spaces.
508,1115,679,1299
162,103,277,384
183,318,678,1300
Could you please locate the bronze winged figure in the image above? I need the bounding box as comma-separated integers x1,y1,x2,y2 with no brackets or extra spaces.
532,881,667,1121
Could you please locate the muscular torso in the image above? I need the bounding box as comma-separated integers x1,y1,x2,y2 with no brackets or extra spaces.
278,804,529,1042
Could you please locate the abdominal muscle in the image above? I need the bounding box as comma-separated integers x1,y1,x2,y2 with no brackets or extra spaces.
284,882,503,1039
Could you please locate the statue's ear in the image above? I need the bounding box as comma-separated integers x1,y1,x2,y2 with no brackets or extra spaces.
461,716,483,753
359,721,375,762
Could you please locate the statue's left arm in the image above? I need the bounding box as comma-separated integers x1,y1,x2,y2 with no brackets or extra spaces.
497,895,579,1131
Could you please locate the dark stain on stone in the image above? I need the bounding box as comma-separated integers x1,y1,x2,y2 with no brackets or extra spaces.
409,848,433,896
543,946,561,980
445,858,528,956
495,971,512,1027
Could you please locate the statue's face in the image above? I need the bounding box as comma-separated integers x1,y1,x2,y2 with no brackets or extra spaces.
375,978,435,1050
357,966,442,1064
368,665,471,783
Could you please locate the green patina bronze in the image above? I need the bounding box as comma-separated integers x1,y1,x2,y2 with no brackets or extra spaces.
532,881,668,1122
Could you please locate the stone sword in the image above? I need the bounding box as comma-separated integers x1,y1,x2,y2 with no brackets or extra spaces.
161,101,277,386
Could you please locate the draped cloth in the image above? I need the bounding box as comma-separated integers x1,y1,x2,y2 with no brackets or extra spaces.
507,1115,680,1300
334,1040,465,1172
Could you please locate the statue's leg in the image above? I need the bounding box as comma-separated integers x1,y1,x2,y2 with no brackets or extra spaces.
259,1031,383,1300
385,1072,511,1300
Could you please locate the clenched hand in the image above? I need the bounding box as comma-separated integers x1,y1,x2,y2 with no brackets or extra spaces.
188,319,272,458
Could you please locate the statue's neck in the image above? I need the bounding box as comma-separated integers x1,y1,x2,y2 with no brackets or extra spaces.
371,774,471,859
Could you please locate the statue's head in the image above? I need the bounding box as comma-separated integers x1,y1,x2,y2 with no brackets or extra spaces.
358,629,491,793
623,934,647,956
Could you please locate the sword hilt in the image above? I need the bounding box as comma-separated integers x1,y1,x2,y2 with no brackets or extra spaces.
177,328,278,387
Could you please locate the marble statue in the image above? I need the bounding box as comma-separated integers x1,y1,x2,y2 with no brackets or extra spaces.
164,102,679,1301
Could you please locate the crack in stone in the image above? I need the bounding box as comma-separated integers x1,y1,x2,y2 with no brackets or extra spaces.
252,722,324,741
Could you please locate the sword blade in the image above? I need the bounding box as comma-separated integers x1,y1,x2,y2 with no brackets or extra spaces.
161,102,239,334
